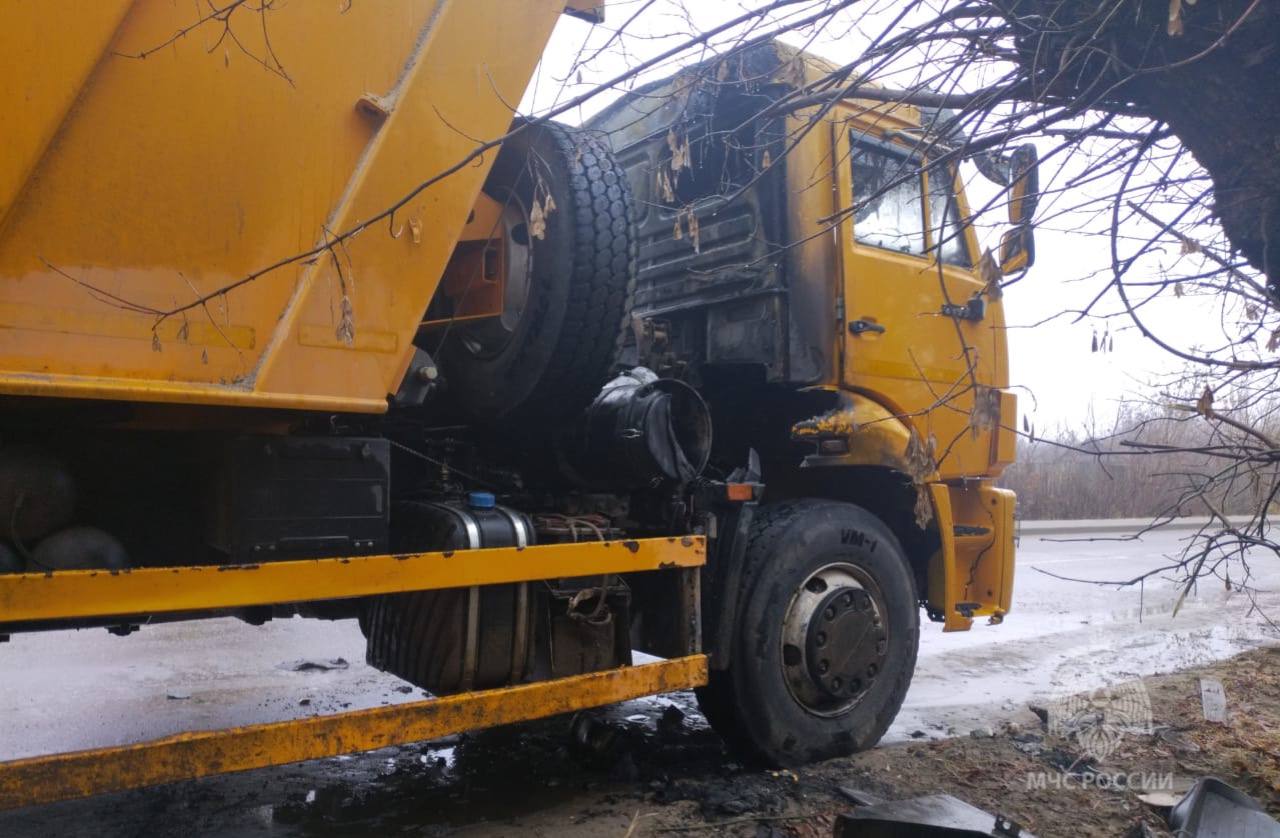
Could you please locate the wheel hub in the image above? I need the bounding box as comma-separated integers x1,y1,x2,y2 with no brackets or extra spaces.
804,587,885,701
781,564,889,716
456,193,533,359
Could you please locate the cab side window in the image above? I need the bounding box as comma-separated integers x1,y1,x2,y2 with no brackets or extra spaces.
927,165,971,267
851,141,925,256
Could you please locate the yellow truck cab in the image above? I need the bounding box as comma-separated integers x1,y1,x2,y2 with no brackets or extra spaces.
588,41,1021,629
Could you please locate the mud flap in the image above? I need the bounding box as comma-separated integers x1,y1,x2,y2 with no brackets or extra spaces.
926,483,1015,632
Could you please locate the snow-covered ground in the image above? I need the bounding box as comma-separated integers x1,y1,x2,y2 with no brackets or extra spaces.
891,522,1280,739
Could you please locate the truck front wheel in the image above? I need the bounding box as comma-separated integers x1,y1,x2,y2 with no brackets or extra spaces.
696,499,919,765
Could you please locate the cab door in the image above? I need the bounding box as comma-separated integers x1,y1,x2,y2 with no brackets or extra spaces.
833,108,1003,477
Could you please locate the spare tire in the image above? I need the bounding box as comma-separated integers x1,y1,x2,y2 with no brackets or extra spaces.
438,120,636,425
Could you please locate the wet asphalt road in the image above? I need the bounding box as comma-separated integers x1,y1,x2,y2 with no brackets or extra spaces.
1,522,1277,835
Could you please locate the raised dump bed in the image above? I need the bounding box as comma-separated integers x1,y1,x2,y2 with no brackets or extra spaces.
0,0,587,412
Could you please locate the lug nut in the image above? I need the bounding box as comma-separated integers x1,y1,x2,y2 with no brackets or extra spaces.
815,631,827,647
817,660,829,674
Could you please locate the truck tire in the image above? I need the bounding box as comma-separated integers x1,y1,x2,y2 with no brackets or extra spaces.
696,499,919,765
439,119,636,425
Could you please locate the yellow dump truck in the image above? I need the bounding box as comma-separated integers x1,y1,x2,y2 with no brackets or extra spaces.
0,2,1035,808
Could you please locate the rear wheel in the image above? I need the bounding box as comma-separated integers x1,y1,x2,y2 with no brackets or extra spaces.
696,499,919,765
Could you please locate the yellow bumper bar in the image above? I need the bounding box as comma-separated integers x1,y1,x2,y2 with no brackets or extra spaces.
0,536,705,623
0,655,709,810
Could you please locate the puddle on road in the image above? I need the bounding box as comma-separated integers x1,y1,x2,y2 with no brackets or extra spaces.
267,734,589,834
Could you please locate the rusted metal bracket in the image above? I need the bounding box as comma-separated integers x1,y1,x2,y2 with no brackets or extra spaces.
0,655,708,810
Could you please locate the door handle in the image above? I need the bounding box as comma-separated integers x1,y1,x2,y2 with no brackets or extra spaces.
848,319,886,335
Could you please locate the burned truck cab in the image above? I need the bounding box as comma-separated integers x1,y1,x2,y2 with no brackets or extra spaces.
594,46,834,388
588,41,1026,636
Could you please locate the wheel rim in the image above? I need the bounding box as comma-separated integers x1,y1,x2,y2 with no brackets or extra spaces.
780,562,890,717
456,192,534,359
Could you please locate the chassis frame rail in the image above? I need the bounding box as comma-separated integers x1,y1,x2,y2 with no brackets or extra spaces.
0,536,704,623
0,537,707,809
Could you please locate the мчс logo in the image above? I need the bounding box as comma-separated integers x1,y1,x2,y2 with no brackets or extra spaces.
1045,674,1153,762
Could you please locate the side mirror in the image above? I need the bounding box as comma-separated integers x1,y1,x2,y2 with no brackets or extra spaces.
972,142,1040,276
1007,144,1039,225
1001,144,1038,274
999,224,1035,274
